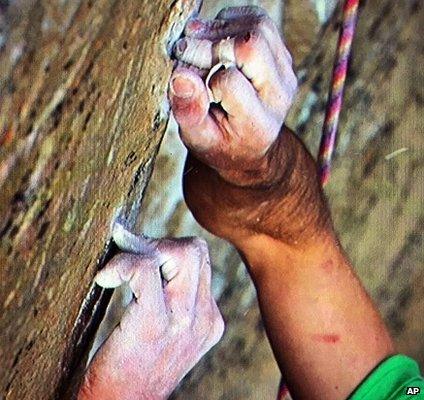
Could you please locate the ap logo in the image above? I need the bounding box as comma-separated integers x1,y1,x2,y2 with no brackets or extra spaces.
406,387,421,396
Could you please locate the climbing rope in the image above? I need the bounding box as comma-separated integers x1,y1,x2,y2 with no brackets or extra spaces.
318,0,360,186
277,1,360,398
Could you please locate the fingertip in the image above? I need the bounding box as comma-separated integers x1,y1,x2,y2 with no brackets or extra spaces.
94,268,122,288
94,253,138,289
173,38,188,60
170,74,196,99
184,18,204,36
160,258,179,282
112,222,157,255
170,68,203,98
112,222,135,251
172,37,213,69
209,66,258,116
184,18,206,37
234,30,264,67
169,69,209,128
184,18,228,39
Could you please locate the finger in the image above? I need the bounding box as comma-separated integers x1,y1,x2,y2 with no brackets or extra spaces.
175,34,293,116
169,67,222,153
187,9,293,72
95,253,138,288
184,17,246,41
209,66,258,116
209,67,281,156
233,31,296,116
193,239,212,306
96,253,167,318
112,222,160,256
184,239,225,349
175,59,209,80
211,67,280,157
111,225,191,284
184,7,266,41
253,14,294,69
215,5,267,20
174,36,236,70
216,5,280,57
160,238,205,321
174,37,213,69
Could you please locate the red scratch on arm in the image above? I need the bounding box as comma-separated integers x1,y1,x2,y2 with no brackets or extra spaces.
312,334,340,344
319,259,335,273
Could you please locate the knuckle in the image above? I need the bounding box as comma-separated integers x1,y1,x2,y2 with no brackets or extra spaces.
210,307,225,343
212,67,242,93
192,302,223,344
110,252,132,265
217,5,266,19
191,237,209,253
285,71,298,99
191,238,211,271
109,252,140,273
199,304,224,349
237,29,263,52
257,15,276,33
181,236,209,259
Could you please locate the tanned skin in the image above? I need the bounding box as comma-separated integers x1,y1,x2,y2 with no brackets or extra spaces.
80,6,394,400
172,6,394,399
183,128,394,400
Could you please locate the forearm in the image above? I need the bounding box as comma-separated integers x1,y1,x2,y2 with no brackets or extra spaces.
184,126,394,399
238,233,394,400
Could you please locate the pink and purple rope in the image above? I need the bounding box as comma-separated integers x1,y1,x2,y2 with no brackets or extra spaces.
318,0,360,186
277,1,360,398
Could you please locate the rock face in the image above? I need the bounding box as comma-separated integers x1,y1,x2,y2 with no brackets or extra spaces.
0,0,199,399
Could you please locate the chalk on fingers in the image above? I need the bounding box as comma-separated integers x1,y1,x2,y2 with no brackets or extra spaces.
112,222,158,256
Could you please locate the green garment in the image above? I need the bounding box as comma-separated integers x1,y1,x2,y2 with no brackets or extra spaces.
349,355,424,399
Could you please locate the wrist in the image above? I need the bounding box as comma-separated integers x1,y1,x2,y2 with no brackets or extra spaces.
216,126,294,188
79,371,170,400
236,230,342,284
184,126,333,246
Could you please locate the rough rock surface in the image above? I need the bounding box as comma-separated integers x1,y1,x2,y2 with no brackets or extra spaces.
0,0,199,398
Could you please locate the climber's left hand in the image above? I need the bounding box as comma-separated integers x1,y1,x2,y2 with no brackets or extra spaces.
78,226,224,400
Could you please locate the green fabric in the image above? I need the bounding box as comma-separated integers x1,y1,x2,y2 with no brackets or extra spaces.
349,355,424,400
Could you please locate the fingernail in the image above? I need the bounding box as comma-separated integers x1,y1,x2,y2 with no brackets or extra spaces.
170,75,195,98
185,19,201,34
161,259,179,282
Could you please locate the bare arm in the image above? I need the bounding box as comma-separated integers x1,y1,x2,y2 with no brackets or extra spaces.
170,6,394,400
182,127,394,400
240,232,394,400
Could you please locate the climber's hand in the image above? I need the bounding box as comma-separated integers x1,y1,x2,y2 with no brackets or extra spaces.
169,6,297,186
168,7,330,246
78,226,224,400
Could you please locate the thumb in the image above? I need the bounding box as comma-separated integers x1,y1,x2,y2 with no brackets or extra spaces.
169,67,222,160
95,253,166,315
169,67,210,129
